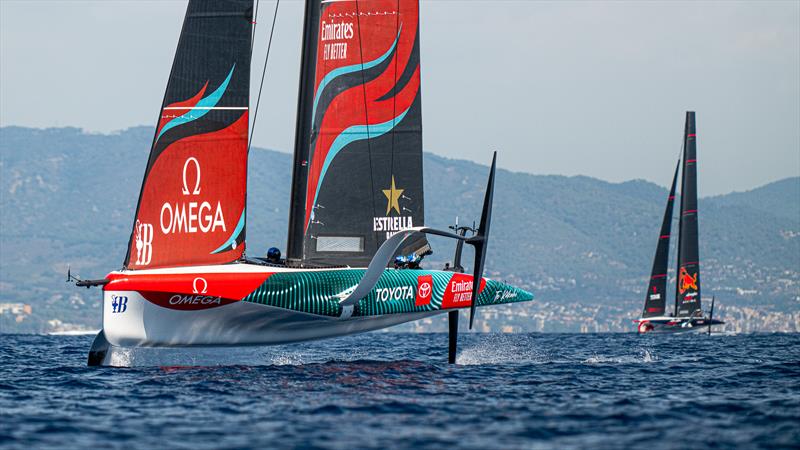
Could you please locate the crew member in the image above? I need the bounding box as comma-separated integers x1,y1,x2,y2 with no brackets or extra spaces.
267,247,281,264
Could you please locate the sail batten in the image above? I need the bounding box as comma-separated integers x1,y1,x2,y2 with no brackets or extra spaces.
642,159,680,318
675,111,702,317
124,0,253,270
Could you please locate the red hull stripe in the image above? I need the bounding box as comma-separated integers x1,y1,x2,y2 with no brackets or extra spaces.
104,272,271,301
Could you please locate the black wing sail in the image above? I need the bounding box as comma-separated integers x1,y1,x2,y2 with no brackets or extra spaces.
286,0,425,267
642,159,680,318
675,111,702,317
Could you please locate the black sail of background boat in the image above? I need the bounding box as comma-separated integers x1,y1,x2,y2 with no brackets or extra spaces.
636,112,724,334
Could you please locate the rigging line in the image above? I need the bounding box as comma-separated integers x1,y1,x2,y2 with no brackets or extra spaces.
354,0,380,252
669,130,683,217
674,120,687,317
389,0,399,196
250,0,259,53
248,0,281,152
675,127,684,161
240,0,260,263
667,127,684,219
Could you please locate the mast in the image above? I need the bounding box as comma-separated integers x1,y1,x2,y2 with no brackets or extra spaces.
675,111,702,317
674,114,688,317
286,0,321,266
642,159,680,318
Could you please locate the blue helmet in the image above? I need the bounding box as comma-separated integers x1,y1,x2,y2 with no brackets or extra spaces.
267,247,281,261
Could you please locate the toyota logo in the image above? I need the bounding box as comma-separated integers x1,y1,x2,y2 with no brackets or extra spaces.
418,282,431,298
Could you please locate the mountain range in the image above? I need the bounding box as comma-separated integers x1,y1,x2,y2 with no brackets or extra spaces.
1,126,798,333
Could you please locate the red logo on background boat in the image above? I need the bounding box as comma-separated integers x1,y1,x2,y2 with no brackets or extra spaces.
415,275,433,306
678,267,698,294
441,273,486,309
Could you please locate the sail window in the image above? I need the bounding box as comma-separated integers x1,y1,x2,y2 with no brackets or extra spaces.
316,236,364,253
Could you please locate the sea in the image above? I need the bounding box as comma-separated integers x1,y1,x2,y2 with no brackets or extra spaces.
0,332,798,449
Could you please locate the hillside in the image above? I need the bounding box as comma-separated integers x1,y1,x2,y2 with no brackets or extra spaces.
1,126,798,333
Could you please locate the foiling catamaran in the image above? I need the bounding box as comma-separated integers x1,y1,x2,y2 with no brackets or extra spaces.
636,112,724,334
71,0,534,365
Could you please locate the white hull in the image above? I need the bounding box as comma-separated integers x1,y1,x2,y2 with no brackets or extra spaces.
87,263,534,365
636,316,723,334
103,290,444,348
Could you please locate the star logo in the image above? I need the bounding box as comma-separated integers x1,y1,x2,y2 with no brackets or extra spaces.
382,176,404,215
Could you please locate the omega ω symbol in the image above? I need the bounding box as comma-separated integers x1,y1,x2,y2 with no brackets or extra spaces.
193,277,208,294
182,157,201,196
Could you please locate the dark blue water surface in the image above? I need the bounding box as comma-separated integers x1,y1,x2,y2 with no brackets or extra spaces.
1,333,798,449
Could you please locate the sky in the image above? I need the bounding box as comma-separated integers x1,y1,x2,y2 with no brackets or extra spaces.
1,0,798,196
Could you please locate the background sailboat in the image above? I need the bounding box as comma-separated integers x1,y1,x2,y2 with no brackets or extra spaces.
636,111,724,334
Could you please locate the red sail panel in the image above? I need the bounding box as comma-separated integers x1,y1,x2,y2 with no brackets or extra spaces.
128,115,249,269
124,1,253,270
298,0,424,267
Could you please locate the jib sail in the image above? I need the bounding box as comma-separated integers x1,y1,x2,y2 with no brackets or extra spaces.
675,111,702,317
124,0,253,270
642,160,679,318
287,0,425,267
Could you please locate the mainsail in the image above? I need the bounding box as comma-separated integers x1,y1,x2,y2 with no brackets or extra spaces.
124,0,253,270
642,159,680,318
287,0,425,267
675,111,702,316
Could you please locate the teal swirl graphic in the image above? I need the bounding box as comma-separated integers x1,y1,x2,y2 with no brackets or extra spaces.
242,269,533,318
